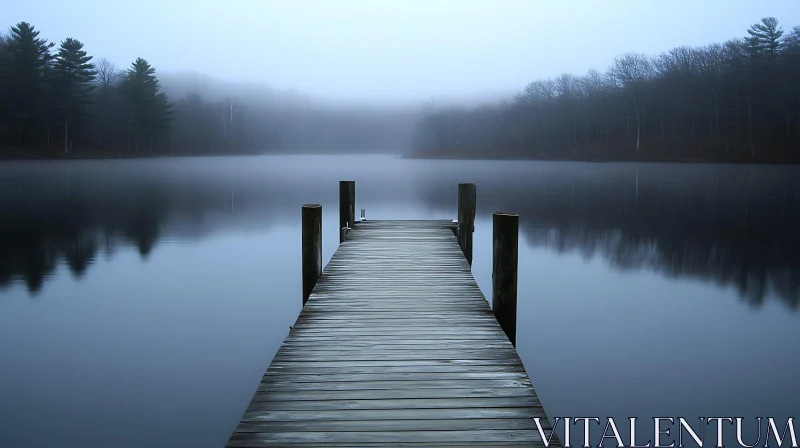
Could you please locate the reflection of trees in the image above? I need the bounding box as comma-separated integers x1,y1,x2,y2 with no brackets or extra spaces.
416,163,799,310
119,187,168,259
483,166,798,309
64,234,97,278
0,162,301,295
0,190,168,293
1,160,797,310
523,225,797,309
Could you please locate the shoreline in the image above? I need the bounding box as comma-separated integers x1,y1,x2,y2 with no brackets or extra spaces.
401,152,800,165
0,150,262,161
0,148,411,161
1,149,797,165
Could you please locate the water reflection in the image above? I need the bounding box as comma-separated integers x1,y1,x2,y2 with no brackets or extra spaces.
1,156,797,448
420,163,799,309
1,158,797,309
0,180,169,292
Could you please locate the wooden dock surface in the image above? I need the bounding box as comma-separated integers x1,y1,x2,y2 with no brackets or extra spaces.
226,220,556,447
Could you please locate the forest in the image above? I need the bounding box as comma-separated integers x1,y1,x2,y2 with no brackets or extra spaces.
3,18,799,162
0,22,417,156
411,18,800,163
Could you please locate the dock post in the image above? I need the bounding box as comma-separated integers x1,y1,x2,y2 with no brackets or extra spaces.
339,181,355,243
457,183,476,265
492,212,519,347
302,204,322,306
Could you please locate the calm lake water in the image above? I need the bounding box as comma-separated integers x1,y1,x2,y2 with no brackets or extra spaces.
0,155,797,447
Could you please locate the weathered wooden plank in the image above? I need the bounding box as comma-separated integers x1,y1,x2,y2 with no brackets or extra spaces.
270,352,524,362
283,335,511,343
227,429,544,445
279,342,515,350
266,359,525,368
242,397,542,412
285,328,508,334
242,407,547,422
263,365,524,375
232,444,539,448
234,418,541,432
290,320,504,326
262,372,531,382
295,314,499,320
275,346,519,354
250,387,537,401
259,379,533,391
225,220,556,447
287,326,506,332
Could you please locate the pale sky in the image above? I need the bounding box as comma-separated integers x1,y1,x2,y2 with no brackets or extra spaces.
5,0,799,104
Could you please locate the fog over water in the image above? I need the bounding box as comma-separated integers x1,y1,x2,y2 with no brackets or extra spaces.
0,156,798,447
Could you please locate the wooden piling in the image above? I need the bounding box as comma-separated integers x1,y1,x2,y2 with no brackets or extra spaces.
302,204,322,306
339,181,355,243
492,212,519,347
457,183,476,265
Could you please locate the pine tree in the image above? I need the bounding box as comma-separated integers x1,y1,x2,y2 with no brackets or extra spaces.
5,22,54,148
53,38,96,154
119,57,173,153
746,17,784,62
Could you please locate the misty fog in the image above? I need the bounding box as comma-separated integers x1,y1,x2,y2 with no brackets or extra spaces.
3,0,797,158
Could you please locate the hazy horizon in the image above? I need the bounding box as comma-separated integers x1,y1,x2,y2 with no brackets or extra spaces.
6,0,799,107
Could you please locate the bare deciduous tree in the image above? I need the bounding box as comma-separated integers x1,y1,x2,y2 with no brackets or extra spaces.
414,17,800,163
608,52,653,152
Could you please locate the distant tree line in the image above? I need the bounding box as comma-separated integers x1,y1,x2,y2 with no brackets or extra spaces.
0,21,418,157
412,18,800,163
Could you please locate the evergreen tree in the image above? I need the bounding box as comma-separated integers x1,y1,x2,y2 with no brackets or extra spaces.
119,57,173,153
746,17,784,62
5,22,54,148
53,38,96,154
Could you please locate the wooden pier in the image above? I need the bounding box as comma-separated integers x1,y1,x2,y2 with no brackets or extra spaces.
225,183,556,447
